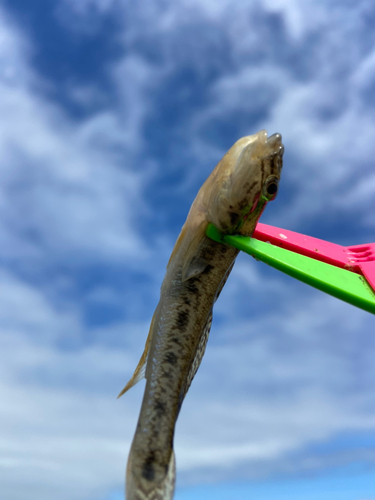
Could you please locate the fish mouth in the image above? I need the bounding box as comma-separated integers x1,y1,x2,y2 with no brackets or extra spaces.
249,131,284,163
267,132,282,145
265,132,284,156
263,132,284,175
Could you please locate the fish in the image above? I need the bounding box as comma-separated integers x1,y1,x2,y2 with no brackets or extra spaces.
118,130,284,500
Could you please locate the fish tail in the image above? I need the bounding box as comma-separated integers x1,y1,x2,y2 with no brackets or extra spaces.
126,448,176,500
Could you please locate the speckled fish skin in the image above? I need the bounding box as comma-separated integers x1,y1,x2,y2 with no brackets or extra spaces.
120,130,284,500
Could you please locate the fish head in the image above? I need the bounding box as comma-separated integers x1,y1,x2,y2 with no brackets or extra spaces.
206,130,284,234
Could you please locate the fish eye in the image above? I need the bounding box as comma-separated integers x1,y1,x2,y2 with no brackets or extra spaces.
263,177,279,200
267,182,278,196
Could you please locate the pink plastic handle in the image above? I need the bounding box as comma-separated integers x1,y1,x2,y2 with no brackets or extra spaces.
254,223,375,293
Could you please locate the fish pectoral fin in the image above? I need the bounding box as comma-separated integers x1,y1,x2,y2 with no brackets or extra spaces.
117,310,157,399
181,222,211,282
181,255,210,282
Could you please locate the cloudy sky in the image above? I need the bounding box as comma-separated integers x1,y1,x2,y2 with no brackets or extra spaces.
1,1,375,499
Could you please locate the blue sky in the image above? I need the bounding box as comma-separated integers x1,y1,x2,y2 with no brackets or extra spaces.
0,0,375,499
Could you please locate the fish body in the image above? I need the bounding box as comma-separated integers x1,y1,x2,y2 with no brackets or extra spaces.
120,130,284,500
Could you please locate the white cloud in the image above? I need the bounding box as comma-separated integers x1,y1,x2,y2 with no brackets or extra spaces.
0,80,148,263
174,292,375,481
57,0,375,234
0,5,187,270
0,270,146,500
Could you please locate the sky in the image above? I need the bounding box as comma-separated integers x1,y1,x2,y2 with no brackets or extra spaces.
0,0,375,499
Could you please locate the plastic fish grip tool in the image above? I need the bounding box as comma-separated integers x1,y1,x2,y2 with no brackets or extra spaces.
206,223,375,315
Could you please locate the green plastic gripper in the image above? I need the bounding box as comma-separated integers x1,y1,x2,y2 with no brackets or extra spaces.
206,223,375,315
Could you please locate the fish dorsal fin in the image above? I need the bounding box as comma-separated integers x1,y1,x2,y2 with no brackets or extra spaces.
181,262,235,400
181,222,211,282
167,224,188,268
117,310,157,398
183,310,213,398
